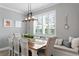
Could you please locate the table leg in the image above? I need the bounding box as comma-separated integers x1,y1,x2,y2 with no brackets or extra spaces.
29,49,38,56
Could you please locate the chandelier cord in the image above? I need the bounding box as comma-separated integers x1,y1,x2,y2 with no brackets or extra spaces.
28,3,31,13
28,3,32,17
30,3,31,13
28,3,29,14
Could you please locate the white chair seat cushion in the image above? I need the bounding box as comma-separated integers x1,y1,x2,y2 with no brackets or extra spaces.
54,45,78,53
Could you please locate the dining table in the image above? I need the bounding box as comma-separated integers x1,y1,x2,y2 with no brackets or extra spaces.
28,39,47,56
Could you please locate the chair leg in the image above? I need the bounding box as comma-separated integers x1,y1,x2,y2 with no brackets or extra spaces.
11,50,14,56
14,52,15,56
9,50,13,56
8,50,10,56
9,50,11,56
51,54,53,56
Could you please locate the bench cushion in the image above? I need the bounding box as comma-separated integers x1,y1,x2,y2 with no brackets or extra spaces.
54,45,78,53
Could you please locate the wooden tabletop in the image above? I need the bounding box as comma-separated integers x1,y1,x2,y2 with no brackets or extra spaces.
28,39,47,50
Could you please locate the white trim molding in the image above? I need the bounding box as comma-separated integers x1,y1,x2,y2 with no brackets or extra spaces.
0,5,23,14
0,3,58,15
0,47,9,51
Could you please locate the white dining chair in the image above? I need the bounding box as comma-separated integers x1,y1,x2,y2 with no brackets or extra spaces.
8,34,14,56
14,33,21,38
37,37,57,56
20,39,28,56
13,37,20,56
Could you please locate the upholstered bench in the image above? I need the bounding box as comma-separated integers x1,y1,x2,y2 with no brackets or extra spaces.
54,45,78,56
53,37,79,56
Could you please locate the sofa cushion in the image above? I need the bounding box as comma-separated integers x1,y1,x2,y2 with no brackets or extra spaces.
54,45,78,53
71,37,79,49
69,36,74,42
55,39,63,45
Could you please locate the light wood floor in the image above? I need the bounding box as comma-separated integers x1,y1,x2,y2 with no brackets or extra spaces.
0,50,9,56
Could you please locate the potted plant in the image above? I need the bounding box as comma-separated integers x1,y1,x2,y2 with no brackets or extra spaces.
23,34,34,44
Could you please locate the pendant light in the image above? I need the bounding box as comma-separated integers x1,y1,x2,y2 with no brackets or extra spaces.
23,3,37,22
64,15,69,30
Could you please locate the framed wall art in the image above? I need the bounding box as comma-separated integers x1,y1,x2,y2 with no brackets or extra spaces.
4,19,13,27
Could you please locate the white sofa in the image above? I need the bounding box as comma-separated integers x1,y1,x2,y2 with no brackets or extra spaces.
53,37,79,56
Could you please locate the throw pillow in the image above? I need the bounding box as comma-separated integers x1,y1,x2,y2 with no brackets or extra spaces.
63,41,71,48
55,39,58,45
69,36,74,42
71,37,79,49
55,39,63,45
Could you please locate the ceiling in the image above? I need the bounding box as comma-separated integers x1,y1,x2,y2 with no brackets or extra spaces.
0,3,57,14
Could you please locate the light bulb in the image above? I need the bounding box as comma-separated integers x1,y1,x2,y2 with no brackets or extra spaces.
64,24,69,30
28,17,31,19
32,16,35,18
25,18,27,20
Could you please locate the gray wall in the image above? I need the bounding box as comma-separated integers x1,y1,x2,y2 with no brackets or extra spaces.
33,3,79,40
0,7,24,48
56,4,79,40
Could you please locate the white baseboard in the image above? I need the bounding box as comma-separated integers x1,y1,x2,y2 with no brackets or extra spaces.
0,47,9,51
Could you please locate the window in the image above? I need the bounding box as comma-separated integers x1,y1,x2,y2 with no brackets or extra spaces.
34,10,56,36
15,21,22,27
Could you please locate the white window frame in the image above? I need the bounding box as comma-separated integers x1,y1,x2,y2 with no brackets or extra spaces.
34,10,56,37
